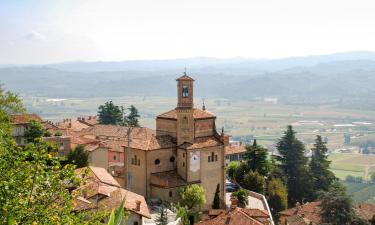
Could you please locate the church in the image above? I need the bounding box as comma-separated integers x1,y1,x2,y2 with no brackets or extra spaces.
74,73,226,209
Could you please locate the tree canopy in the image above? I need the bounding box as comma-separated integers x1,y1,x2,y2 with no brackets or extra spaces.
178,184,206,210
276,125,313,205
97,101,125,125
66,144,89,168
243,140,270,176
310,135,336,197
123,105,140,127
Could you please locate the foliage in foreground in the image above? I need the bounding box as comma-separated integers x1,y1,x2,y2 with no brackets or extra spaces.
178,184,206,210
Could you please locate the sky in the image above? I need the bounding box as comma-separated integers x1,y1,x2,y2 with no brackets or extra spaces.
1,0,375,64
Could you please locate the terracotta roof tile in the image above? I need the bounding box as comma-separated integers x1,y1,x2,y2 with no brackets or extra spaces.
79,125,176,150
179,136,222,149
176,74,194,81
279,201,321,224
11,113,42,124
150,170,187,188
225,144,247,155
354,203,375,220
196,208,264,225
76,166,120,187
157,108,215,120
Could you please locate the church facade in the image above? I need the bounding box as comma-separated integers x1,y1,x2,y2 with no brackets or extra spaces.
76,73,226,210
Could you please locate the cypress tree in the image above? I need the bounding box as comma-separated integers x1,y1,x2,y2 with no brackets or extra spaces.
212,184,221,209
124,105,140,127
276,125,312,205
243,139,270,176
310,135,336,197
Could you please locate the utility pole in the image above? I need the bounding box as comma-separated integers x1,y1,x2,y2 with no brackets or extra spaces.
126,126,132,191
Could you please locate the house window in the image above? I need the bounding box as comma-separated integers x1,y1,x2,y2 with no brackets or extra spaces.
170,156,175,162
134,222,138,225
113,155,117,160
183,153,185,158
155,159,160,165
169,191,173,198
208,156,211,162
138,159,140,166
215,155,218,161
183,162,185,167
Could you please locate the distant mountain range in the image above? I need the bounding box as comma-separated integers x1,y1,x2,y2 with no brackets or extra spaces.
1,51,375,109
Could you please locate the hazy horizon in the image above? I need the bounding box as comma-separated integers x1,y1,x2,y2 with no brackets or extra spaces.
1,0,375,64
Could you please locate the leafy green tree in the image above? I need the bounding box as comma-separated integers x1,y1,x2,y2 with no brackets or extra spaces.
242,170,265,194
310,135,336,197
24,120,46,143
156,203,168,225
67,144,89,168
276,125,313,205
227,161,239,181
320,181,367,225
212,184,221,209
266,178,288,222
124,105,140,127
234,162,249,185
231,189,248,207
178,184,206,210
243,139,270,176
54,130,63,136
98,101,125,125
175,205,189,225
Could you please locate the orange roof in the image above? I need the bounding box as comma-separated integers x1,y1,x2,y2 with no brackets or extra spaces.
179,136,222,149
11,113,42,124
157,108,215,120
79,125,176,151
150,170,187,188
76,166,120,187
176,74,194,81
225,144,247,155
74,167,151,218
57,119,90,132
196,207,264,225
354,203,375,221
279,201,321,224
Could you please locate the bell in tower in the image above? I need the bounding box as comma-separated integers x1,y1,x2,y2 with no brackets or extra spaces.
176,72,194,109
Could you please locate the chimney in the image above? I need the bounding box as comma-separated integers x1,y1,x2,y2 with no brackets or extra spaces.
135,200,141,211
230,196,238,210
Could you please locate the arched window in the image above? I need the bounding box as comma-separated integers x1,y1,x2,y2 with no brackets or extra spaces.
182,85,189,97
170,156,175,162
155,159,160,165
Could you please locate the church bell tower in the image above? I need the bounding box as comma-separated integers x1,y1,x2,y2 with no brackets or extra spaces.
176,72,195,145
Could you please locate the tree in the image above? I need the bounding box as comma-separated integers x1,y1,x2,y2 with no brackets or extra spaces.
266,178,288,222
320,181,367,225
310,135,336,197
24,120,46,143
54,131,63,136
175,205,189,225
231,189,248,207
178,184,206,210
67,145,89,168
124,105,140,127
0,95,104,223
212,184,221,209
107,200,128,225
243,139,270,176
371,173,375,183
242,170,266,194
276,125,313,205
234,162,249,185
98,101,124,125
155,203,168,225
227,161,239,181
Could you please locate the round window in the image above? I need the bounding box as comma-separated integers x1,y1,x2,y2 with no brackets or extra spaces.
170,156,175,162
155,159,160,165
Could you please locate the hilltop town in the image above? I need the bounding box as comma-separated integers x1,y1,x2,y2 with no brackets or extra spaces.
5,73,375,225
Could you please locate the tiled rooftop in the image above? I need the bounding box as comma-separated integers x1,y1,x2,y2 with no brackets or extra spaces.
157,108,215,120
11,113,42,124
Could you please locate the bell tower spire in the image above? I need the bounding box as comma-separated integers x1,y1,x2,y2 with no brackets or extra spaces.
176,72,194,109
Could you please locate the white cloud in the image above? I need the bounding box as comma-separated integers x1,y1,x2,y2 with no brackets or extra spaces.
22,31,47,42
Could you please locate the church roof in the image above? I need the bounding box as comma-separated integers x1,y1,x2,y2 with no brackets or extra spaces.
179,136,223,149
157,108,215,120
176,74,195,81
